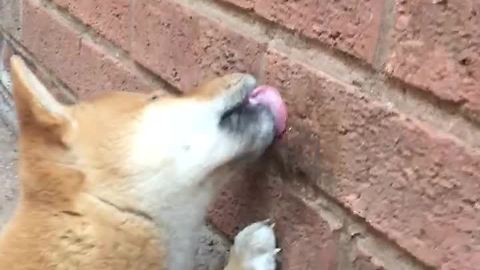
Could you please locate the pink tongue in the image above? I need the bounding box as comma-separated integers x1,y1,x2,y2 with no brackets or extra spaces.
248,85,287,138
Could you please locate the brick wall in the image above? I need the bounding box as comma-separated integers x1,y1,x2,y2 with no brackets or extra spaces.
1,0,479,269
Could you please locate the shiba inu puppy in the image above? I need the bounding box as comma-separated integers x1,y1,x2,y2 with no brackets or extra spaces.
0,55,287,270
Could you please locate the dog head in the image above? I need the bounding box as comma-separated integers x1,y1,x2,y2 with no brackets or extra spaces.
10,56,286,212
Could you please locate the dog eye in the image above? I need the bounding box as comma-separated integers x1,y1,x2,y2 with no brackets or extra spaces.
150,95,159,101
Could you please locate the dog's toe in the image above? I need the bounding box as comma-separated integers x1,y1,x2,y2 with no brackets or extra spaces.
231,221,279,270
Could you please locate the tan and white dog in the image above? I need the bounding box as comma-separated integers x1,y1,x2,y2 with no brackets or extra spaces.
0,56,287,270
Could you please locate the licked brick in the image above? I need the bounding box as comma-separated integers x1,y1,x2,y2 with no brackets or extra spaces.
131,0,266,91
211,48,480,270
267,48,480,270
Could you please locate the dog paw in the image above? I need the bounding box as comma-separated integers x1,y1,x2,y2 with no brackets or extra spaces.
231,220,280,270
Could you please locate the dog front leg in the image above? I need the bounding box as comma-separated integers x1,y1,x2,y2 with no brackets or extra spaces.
223,220,280,270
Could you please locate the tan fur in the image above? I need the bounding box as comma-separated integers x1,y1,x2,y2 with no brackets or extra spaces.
0,56,278,270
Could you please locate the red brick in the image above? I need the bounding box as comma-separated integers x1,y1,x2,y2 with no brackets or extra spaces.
209,168,340,270
52,0,130,50
131,0,266,91
221,0,384,63
22,0,149,98
234,48,479,270
386,0,480,120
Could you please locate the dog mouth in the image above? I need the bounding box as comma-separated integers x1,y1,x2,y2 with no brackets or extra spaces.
220,84,287,138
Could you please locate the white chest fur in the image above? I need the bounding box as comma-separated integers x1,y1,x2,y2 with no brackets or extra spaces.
139,178,217,270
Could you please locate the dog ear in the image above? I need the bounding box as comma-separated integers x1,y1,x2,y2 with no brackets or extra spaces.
10,55,74,144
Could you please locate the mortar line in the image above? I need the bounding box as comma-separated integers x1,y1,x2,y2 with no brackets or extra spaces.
286,181,433,270
372,0,396,69
204,221,233,244
28,0,480,151
0,27,77,103
173,0,480,151
0,2,465,268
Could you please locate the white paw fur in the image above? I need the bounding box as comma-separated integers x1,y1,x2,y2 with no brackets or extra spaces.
231,220,280,270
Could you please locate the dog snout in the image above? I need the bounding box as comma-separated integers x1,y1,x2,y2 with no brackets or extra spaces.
190,73,256,114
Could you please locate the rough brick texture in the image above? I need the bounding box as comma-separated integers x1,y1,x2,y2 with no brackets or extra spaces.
387,0,480,120
262,49,480,270
222,0,384,63
22,0,149,98
210,166,341,270
1,0,479,269
52,0,130,50
131,0,266,90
